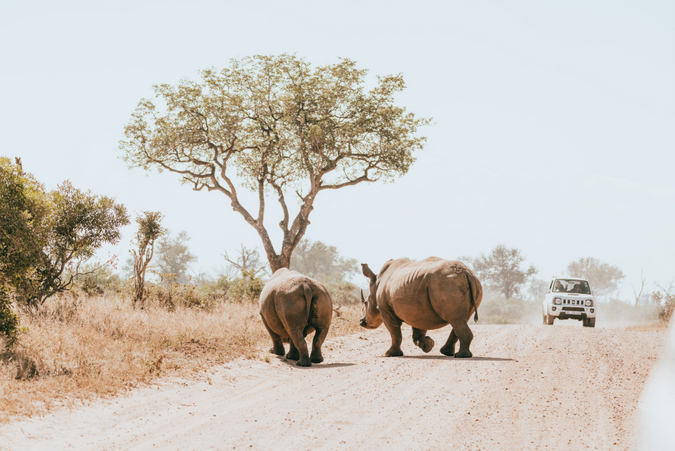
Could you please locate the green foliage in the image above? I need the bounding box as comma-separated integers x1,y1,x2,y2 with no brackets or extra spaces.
14,181,129,307
567,257,625,299
1,158,129,310
121,55,430,271
463,245,537,299
69,263,123,296
0,286,20,349
0,157,49,294
227,269,265,302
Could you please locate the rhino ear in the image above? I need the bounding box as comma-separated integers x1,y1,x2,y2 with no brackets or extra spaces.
361,263,377,284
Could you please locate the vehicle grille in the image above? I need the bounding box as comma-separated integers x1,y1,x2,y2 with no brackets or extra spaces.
562,306,585,312
562,299,585,306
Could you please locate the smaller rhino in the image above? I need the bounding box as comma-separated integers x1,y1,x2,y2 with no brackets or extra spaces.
259,268,333,367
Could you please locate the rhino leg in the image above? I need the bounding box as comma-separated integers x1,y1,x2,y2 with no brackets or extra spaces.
261,315,285,356
440,329,458,356
381,310,404,357
310,327,329,364
287,329,312,367
412,328,435,353
286,340,300,360
450,321,473,358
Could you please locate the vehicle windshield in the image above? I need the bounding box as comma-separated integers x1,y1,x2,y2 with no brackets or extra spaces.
552,279,591,294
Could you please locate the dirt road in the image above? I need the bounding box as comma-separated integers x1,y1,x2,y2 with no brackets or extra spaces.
0,324,666,450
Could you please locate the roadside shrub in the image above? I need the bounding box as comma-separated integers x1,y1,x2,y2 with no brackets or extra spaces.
476,296,538,324
652,291,675,324
227,269,264,303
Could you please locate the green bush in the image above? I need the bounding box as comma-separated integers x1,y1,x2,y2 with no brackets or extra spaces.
0,286,20,349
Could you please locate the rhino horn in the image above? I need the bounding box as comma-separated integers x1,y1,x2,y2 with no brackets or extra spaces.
360,290,366,304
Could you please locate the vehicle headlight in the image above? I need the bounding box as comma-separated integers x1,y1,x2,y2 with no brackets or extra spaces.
585,299,593,307
554,298,561,305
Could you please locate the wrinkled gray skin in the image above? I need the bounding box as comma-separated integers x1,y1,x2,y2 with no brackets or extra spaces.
259,268,333,367
361,257,482,358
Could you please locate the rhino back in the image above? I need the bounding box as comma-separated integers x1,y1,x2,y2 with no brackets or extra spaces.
259,269,332,336
379,258,475,329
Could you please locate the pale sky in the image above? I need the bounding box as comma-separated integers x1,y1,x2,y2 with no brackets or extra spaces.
1,0,673,299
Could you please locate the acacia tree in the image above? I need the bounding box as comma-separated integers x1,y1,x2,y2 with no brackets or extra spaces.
567,257,624,299
131,211,164,306
121,54,429,272
464,245,538,299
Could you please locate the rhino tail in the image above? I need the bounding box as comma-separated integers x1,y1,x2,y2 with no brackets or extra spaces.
465,268,481,323
303,283,318,326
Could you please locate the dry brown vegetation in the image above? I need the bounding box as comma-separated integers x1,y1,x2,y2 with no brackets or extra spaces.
0,295,363,423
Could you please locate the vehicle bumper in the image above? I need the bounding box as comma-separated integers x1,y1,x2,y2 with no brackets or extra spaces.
547,305,596,320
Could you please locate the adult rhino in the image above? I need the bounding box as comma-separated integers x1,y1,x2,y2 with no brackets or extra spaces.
360,257,482,358
259,268,333,367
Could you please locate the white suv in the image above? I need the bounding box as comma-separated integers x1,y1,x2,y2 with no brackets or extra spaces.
543,277,596,327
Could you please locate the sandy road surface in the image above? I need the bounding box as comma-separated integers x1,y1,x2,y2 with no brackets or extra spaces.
0,324,666,450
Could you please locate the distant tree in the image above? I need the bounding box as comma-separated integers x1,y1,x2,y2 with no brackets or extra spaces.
131,211,165,306
290,239,360,304
121,54,430,272
223,244,268,279
631,271,648,306
567,257,624,299
290,239,358,283
463,245,538,299
522,278,549,303
220,245,267,302
155,231,197,284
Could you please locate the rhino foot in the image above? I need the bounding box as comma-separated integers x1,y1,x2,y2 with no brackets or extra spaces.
286,349,300,360
416,336,434,353
440,345,455,357
270,345,285,356
310,354,324,364
385,347,404,357
297,357,312,367
454,350,473,358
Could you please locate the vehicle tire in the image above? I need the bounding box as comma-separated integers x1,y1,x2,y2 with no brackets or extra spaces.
546,314,555,325
583,318,596,328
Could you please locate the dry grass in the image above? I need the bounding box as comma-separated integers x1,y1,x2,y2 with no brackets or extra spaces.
0,295,363,423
